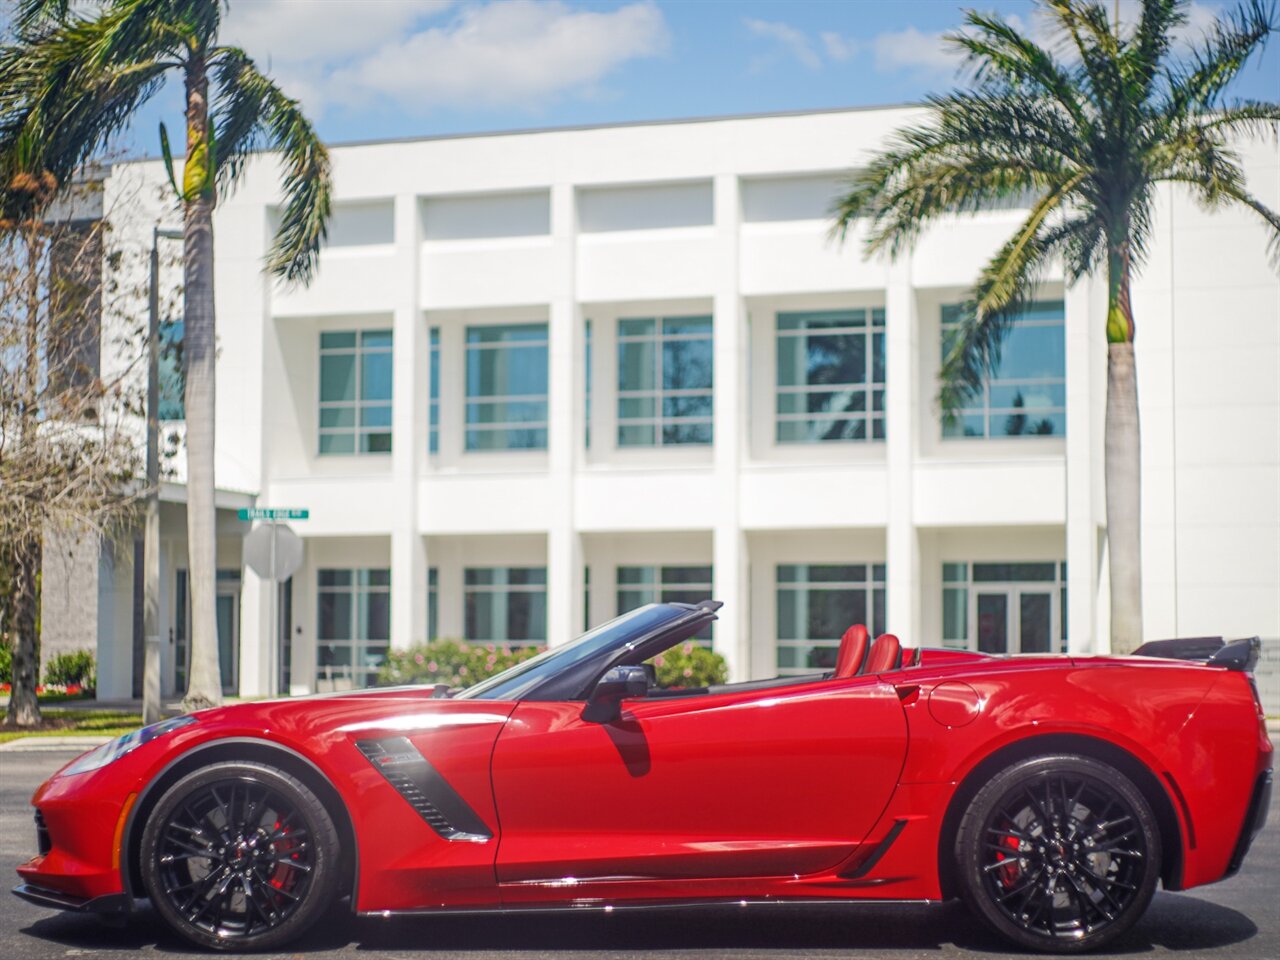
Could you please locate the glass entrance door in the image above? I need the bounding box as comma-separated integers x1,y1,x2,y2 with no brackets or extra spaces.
1018,591,1054,653
216,588,240,696
174,570,241,696
975,592,1009,653
972,587,1056,655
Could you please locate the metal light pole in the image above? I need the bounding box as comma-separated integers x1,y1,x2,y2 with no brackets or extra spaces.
143,226,184,724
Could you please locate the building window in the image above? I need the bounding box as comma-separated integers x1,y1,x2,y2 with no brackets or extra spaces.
941,300,1065,438
158,318,185,421
427,566,438,641
617,315,713,446
318,329,393,455
317,568,390,689
942,561,1067,653
465,323,548,450
428,327,440,454
464,567,546,644
776,308,885,443
617,565,713,643
776,564,886,675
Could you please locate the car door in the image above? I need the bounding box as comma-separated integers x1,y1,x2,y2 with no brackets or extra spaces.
490,674,908,895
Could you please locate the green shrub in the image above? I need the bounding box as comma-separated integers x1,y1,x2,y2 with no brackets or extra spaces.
378,639,543,689
0,637,11,685
649,642,728,688
43,649,96,691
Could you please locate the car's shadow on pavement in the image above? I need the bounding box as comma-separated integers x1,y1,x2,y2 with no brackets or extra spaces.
18,892,1260,957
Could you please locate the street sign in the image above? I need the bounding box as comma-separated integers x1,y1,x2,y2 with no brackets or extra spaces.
238,507,309,521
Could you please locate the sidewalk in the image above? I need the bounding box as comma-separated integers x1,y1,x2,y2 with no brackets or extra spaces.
0,696,184,754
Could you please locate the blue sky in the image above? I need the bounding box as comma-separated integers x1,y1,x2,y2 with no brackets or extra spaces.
116,0,1279,153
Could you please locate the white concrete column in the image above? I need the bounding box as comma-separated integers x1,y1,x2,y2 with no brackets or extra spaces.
391,193,426,649
547,182,582,647
1065,272,1106,653
711,174,749,679
437,540,465,639
884,259,920,641
238,572,268,697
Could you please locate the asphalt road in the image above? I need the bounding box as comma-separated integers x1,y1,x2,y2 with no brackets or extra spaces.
2,748,1277,960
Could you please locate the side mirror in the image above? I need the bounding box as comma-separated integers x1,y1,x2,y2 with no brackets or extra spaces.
582,665,648,724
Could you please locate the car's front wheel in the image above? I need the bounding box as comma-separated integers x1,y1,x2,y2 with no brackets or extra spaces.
955,754,1161,954
140,760,340,951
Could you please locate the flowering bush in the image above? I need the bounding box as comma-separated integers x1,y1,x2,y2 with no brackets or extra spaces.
378,639,543,689
649,642,728,688
0,637,11,686
43,649,95,692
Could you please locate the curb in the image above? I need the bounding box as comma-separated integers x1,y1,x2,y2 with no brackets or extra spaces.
0,736,111,753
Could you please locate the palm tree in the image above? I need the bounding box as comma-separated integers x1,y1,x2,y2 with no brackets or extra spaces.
833,0,1279,653
0,0,331,706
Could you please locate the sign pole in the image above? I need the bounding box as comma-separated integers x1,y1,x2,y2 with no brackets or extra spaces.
239,507,307,697
269,520,278,696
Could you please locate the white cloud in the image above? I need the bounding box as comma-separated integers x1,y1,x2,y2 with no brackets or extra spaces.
745,18,822,70
871,1,1226,82
820,31,858,63
873,26,963,77
220,0,669,115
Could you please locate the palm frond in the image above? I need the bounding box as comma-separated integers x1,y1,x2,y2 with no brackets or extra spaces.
0,41,170,192
1167,0,1277,110
938,174,1084,413
14,0,72,35
211,46,331,283
1191,100,1280,140
1131,0,1185,81
949,10,1088,125
0,1,184,187
832,91,1086,256
1045,0,1126,113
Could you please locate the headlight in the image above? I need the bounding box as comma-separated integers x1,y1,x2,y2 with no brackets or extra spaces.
61,716,198,776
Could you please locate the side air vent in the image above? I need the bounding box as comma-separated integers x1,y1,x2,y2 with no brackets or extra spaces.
354,737,492,842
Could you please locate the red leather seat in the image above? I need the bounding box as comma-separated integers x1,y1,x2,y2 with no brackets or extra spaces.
865,633,902,673
900,647,920,668
833,624,869,678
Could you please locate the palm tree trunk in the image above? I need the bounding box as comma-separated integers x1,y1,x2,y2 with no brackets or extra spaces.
1105,252,1143,654
181,59,222,710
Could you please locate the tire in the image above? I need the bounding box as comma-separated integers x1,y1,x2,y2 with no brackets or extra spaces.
955,754,1161,954
140,760,341,951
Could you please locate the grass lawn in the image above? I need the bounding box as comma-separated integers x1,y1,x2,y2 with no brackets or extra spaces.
0,709,142,744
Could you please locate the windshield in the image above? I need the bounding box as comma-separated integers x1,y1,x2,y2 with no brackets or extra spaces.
457,604,688,701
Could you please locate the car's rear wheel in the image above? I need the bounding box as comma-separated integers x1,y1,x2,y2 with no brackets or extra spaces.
140,760,340,951
955,754,1160,954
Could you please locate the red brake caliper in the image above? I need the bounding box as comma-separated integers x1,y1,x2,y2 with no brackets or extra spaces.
994,825,1023,889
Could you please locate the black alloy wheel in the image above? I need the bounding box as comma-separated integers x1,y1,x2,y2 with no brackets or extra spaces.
140,761,340,950
955,754,1161,954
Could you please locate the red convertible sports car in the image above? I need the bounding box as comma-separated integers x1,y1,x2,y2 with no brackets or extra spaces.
14,602,1273,954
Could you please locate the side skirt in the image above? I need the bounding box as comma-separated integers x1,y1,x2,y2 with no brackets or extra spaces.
359,897,937,918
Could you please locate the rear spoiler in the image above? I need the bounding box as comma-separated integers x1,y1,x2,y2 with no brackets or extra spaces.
1132,635,1262,672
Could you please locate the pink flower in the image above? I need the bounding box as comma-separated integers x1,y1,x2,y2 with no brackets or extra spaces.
414,654,425,665
459,665,469,676
683,667,693,678
427,661,438,672
683,643,694,655
654,656,665,667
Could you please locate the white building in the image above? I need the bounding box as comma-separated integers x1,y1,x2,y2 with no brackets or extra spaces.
48,105,1278,707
